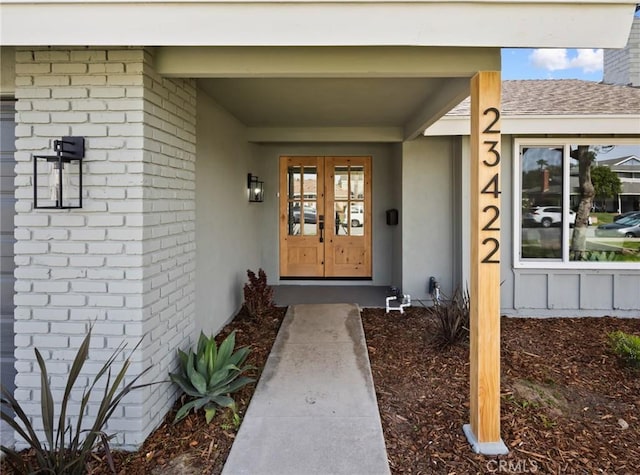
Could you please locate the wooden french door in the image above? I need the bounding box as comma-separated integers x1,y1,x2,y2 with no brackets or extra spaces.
279,156,372,278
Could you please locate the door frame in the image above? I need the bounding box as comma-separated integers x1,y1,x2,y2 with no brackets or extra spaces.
279,155,372,279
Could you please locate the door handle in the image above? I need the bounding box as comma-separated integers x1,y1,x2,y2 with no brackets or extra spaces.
319,215,324,243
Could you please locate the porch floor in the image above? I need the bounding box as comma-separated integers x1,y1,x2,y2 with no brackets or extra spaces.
221,303,390,475
273,285,391,308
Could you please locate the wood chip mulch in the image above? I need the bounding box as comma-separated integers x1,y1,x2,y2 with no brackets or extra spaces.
3,306,638,474
363,307,639,474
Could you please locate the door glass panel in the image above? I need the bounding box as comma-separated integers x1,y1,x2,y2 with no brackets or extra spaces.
350,166,364,199
334,166,349,200
287,166,318,236
335,201,349,235
350,203,364,236
287,166,301,200
289,200,318,236
303,167,317,200
302,167,317,236
303,203,317,236
289,201,302,235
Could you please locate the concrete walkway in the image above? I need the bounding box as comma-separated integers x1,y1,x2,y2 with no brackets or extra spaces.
222,304,390,475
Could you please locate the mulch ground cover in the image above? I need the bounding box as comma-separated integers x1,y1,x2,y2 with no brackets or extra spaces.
363,307,639,474
3,305,638,474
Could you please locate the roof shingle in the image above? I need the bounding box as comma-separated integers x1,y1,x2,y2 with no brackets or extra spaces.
448,80,640,116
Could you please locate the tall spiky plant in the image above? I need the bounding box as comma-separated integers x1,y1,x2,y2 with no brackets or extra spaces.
431,287,471,349
1,327,149,475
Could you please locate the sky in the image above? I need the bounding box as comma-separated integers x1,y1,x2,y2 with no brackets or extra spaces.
501,11,638,81
501,48,605,81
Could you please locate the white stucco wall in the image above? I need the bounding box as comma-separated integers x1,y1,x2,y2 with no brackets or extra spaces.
12,47,196,448
390,143,403,289
195,87,262,335
254,142,400,286
401,136,455,301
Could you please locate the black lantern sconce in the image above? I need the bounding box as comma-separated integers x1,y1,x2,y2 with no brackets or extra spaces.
247,173,264,203
34,136,84,209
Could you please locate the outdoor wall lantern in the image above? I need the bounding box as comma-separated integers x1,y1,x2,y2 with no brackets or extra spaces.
247,173,264,202
34,136,84,209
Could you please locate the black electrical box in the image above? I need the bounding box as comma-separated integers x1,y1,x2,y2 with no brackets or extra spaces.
386,209,399,226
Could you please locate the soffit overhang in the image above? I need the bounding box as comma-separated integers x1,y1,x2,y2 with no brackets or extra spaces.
0,1,636,48
179,46,498,141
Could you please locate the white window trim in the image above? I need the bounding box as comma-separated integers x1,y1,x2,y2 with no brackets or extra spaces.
513,137,640,270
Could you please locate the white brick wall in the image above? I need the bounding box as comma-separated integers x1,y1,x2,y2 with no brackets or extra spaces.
604,17,640,86
14,47,196,449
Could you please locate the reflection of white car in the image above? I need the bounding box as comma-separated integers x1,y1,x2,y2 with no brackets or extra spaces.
350,204,364,227
524,206,591,228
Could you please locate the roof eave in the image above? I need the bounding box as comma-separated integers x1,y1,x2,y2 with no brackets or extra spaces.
0,1,636,47
424,114,640,136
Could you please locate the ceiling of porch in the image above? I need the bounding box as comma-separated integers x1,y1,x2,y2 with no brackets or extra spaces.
157,46,502,142
198,77,444,127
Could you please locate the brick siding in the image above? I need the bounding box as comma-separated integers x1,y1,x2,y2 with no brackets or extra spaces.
13,47,196,448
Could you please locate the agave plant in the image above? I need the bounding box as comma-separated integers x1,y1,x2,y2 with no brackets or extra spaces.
0,327,149,475
169,331,255,424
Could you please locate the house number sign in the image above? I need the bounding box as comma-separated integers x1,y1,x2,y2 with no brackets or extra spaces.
480,106,501,264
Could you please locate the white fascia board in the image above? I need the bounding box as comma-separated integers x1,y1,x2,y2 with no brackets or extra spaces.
424,115,640,137
0,1,636,47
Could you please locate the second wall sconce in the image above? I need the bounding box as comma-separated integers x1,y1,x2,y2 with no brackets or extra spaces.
247,173,264,202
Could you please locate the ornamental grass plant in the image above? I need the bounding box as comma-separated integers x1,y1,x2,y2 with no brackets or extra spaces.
0,327,149,475
431,287,470,349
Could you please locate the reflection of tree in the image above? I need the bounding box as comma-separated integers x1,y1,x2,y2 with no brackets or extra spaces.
522,163,563,209
591,166,621,210
570,146,596,260
522,169,540,190
536,159,548,171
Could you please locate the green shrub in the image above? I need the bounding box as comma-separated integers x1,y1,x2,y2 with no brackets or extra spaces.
608,330,640,369
169,331,255,424
243,268,274,319
431,287,470,349
0,327,149,475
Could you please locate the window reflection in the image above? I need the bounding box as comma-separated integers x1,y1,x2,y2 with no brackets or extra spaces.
520,147,564,259
569,144,640,262
518,142,640,264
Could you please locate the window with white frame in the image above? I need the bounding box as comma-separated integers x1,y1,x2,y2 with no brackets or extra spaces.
514,139,640,267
